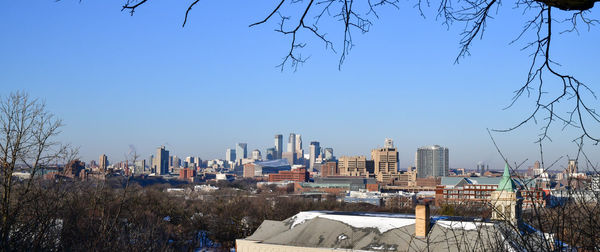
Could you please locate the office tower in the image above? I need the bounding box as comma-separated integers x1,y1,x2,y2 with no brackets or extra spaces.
252,149,262,160
288,133,296,153
99,154,108,172
172,156,180,168
324,148,334,161
266,148,276,160
533,160,543,176
134,159,146,174
384,138,394,148
338,156,368,177
295,134,303,157
236,143,248,161
567,159,578,174
415,145,449,178
226,148,236,163
309,141,321,169
169,156,173,167
185,156,195,166
154,146,169,175
149,155,154,171
274,134,283,159
282,152,296,166
371,140,399,182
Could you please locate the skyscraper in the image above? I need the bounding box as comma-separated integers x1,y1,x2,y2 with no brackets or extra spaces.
323,148,334,161
99,154,108,172
309,141,321,169
226,148,236,163
154,146,169,175
236,143,248,161
415,145,449,178
372,139,399,182
288,133,296,153
567,159,578,174
274,134,283,159
252,149,261,160
295,134,303,157
266,148,276,160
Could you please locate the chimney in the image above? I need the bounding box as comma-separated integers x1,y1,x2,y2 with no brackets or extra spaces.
415,204,430,238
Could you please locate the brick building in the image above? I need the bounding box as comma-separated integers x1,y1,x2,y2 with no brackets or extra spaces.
179,167,196,182
268,167,309,182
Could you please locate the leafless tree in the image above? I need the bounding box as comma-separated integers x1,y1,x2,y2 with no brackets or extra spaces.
0,92,66,250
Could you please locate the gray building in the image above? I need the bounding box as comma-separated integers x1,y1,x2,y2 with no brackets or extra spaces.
266,147,276,160
415,145,449,178
236,143,248,161
226,148,236,163
309,141,321,169
274,134,283,159
324,148,334,161
287,133,296,154
154,146,169,175
252,149,262,160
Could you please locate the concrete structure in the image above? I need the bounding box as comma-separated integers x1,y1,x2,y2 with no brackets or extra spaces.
282,152,296,166
309,141,320,170
415,145,449,178
236,143,248,162
179,167,196,182
371,144,399,183
338,156,369,177
323,148,334,161
252,149,262,160
566,159,578,174
295,134,303,158
274,134,283,159
99,154,108,172
287,133,296,155
154,146,169,175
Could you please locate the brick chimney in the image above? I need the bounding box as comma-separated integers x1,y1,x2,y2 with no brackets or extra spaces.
415,204,430,238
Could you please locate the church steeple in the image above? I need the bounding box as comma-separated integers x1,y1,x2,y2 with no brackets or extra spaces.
496,164,517,192
491,163,523,228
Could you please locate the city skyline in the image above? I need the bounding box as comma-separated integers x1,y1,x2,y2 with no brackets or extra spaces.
2,1,598,170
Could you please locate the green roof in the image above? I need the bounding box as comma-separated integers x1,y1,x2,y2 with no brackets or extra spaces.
496,164,517,192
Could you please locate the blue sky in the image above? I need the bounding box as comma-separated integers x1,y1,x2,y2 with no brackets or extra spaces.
1,1,599,170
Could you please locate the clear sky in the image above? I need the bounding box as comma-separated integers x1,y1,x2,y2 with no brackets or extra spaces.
2,1,599,171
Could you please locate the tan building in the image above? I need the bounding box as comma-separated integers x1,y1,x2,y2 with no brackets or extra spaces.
371,147,398,183
338,156,368,177
99,154,108,172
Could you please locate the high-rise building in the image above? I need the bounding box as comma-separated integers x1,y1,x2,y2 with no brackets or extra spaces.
274,134,283,159
185,156,195,166
309,141,321,169
236,143,248,161
172,155,180,168
148,155,154,171
295,134,303,157
154,146,169,175
415,145,449,178
384,138,394,148
288,133,296,153
567,159,578,174
226,148,236,163
252,149,262,160
338,156,369,177
371,140,399,182
266,148,276,160
99,154,108,172
324,148,334,161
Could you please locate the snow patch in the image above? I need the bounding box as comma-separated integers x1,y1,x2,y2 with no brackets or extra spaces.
290,211,326,228
436,220,492,231
320,214,415,233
